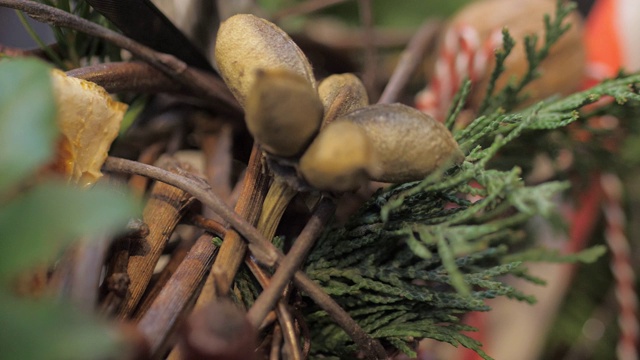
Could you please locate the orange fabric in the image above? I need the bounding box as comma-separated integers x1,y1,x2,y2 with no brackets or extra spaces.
584,0,623,77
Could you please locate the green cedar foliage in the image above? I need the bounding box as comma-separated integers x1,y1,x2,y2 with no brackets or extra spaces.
303,1,638,358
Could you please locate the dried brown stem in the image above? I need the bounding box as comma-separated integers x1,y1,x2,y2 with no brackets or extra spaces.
378,20,442,104
0,0,241,114
67,62,180,93
199,122,234,218
358,0,377,100
201,145,270,299
128,142,166,198
279,302,302,360
187,213,227,238
116,159,197,318
137,233,218,357
0,43,54,59
247,198,335,327
103,156,279,266
100,219,148,316
102,156,386,359
293,307,312,359
132,235,194,321
270,324,284,360
246,258,301,360
272,0,350,21
50,235,111,312
257,178,298,243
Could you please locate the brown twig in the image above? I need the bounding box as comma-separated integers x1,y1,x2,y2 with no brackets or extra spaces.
278,300,303,360
67,62,180,93
246,258,302,360
102,157,386,359
116,158,197,318
378,20,442,104
0,43,54,59
358,0,377,100
270,324,284,360
199,122,234,218
293,307,312,359
247,198,335,327
187,213,227,238
272,0,350,22
103,156,278,266
0,0,241,115
128,142,166,198
136,233,218,357
100,219,148,316
201,145,270,299
132,235,194,321
50,235,111,312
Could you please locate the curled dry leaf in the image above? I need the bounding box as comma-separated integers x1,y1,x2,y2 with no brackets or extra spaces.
50,69,127,186
299,121,378,192
245,69,323,157
449,0,585,108
342,103,464,183
318,73,369,127
214,14,316,107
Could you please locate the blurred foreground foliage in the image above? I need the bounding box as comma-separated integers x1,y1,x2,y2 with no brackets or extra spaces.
0,58,139,359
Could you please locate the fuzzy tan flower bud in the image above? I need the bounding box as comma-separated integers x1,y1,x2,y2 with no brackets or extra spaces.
318,73,369,127
245,69,323,157
299,120,378,192
214,14,316,107
342,103,464,183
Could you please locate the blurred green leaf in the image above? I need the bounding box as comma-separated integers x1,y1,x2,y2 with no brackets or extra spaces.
504,245,607,264
0,59,57,193
0,182,140,280
0,289,126,360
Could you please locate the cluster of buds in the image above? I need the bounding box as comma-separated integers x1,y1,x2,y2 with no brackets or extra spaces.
215,14,464,192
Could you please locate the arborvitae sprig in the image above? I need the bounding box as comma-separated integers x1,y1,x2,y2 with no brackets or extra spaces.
477,0,576,116
303,2,640,358
23,0,122,69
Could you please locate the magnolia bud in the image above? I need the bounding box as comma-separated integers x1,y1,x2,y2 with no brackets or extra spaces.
318,73,369,127
299,121,378,192
214,14,316,107
245,69,323,157
342,103,464,183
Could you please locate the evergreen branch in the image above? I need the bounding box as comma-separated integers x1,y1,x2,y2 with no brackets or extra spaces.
14,10,66,68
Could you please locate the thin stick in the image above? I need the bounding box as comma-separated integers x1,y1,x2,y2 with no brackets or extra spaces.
187,213,227,238
50,235,110,312
378,20,442,104
202,145,270,299
132,235,194,321
358,0,377,100
272,0,350,21
117,159,197,318
137,234,217,357
67,62,179,94
104,156,279,267
100,219,148,316
278,301,302,360
247,198,335,327
270,324,284,360
103,157,387,359
246,258,302,360
0,0,240,114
